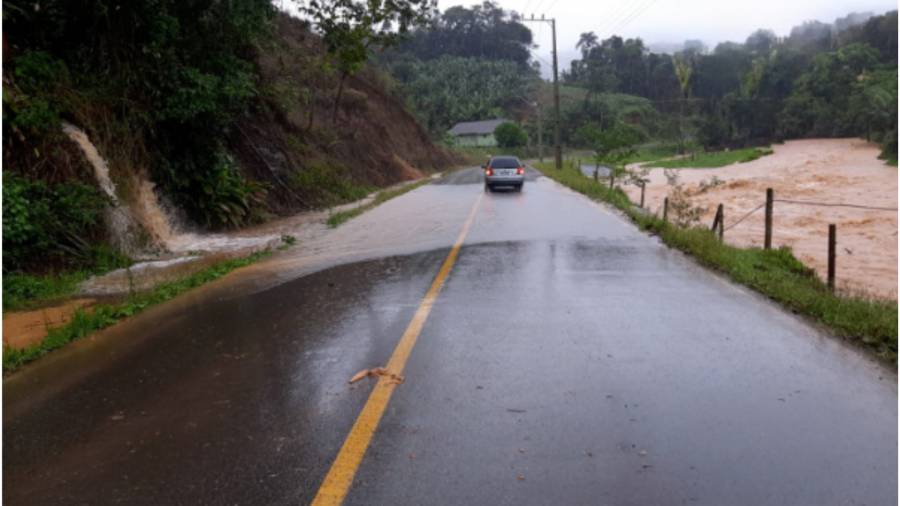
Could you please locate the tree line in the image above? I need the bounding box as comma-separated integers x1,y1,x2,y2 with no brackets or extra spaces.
380,1,541,135
564,10,898,160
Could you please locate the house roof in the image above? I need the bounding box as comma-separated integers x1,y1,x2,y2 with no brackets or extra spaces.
448,118,509,136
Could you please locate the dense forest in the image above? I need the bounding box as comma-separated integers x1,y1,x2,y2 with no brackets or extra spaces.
562,10,898,158
380,2,541,135
379,2,897,163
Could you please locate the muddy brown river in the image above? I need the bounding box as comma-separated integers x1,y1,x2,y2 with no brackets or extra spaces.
624,138,898,299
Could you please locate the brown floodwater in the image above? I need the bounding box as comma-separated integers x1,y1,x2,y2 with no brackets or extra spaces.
623,138,898,299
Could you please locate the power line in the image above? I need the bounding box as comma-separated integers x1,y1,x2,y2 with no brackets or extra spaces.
521,0,535,18
609,0,659,35
529,0,547,17
530,48,553,69
543,0,561,13
592,0,653,37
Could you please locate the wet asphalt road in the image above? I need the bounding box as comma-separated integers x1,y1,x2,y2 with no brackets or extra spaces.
4,167,897,505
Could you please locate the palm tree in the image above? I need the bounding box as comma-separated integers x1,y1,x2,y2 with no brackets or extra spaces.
672,53,694,154
576,31,599,58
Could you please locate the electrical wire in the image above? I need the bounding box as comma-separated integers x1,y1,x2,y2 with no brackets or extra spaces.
593,0,654,37
610,0,659,35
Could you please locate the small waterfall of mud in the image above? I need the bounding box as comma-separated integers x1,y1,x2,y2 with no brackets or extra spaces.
62,122,139,252
62,122,179,252
133,178,177,245
61,122,118,203
62,122,281,261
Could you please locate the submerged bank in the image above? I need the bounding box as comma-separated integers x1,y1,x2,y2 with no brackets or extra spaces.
623,139,898,299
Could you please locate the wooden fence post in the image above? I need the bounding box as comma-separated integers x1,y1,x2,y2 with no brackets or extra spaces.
764,188,774,250
711,204,723,233
609,169,615,189
663,197,669,223
828,224,836,291
717,204,724,241
640,182,646,208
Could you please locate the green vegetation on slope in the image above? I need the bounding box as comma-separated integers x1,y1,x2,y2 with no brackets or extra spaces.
645,147,773,168
3,250,272,374
536,161,898,363
4,3,452,290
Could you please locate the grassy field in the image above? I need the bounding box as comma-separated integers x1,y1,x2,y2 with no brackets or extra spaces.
3,250,272,374
645,147,773,168
327,178,433,227
625,144,681,164
535,161,898,364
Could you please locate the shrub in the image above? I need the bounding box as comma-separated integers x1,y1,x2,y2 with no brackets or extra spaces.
494,122,528,148
157,150,267,229
2,172,111,271
290,163,373,207
5,51,70,136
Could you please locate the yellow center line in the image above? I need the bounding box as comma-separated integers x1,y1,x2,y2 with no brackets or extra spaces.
311,191,484,506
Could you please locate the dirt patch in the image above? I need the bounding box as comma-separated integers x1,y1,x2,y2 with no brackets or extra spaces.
394,155,425,180
625,139,898,299
3,299,96,349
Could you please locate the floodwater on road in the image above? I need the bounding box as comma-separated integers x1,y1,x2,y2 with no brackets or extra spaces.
623,138,898,299
4,166,896,506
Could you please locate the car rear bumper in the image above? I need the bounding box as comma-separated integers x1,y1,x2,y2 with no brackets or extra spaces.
485,176,524,186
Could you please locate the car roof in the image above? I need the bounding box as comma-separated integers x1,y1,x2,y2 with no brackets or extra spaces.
490,156,520,163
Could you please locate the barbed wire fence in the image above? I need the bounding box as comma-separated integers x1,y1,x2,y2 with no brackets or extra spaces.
710,190,898,292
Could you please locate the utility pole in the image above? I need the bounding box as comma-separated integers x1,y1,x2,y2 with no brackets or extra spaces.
536,101,544,163
550,17,561,170
525,14,562,170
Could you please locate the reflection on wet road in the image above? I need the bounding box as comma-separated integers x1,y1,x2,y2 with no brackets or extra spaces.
4,167,897,505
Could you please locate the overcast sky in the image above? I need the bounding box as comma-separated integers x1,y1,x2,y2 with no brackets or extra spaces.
438,0,897,76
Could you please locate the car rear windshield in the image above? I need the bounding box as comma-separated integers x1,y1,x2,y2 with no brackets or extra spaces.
490,157,520,168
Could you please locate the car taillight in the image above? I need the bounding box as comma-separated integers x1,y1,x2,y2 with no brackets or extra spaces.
486,168,493,176
516,167,524,175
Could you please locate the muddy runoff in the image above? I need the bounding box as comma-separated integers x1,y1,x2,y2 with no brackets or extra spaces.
623,138,898,299
3,124,441,350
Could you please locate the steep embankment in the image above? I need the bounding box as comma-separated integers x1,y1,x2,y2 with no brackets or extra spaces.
234,15,456,215
3,9,455,275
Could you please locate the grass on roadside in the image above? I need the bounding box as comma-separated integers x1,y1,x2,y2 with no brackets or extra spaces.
3,250,271,374
4,246,133,312
536,161,898,363
327,178,432,228
4,272,93,312
645,147,773,169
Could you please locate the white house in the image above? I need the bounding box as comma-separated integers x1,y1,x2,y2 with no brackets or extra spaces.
448,118,509,147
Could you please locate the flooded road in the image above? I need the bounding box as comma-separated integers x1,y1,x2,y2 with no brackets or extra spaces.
4,167,896,505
